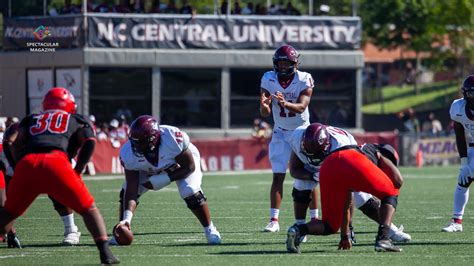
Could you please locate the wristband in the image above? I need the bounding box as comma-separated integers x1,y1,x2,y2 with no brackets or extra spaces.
123,210,133,224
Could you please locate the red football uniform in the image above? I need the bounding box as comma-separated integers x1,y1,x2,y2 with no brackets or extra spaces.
319,148,399,233
4,111,95,216
0,143,5,189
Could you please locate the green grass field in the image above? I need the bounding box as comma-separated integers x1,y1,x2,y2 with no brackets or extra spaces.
0,166,473,265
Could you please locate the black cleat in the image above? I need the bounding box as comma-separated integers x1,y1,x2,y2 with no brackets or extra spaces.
286,224,302,254
100,252,120,265
375,238,402,252
349,225,356,244
7,232,22,249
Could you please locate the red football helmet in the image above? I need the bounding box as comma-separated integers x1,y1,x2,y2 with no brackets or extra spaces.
42,87,77,114
273,45,299,79
301,123,331,165
129,115,160,155
462,75,474,109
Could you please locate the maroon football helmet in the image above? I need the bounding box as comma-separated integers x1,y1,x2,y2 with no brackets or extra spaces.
300,123,331,165
129,115,160,155
462,75,474,109
42,87,77,114
273,45,299,79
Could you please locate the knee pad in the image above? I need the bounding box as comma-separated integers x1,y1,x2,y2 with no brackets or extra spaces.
381,195,398,209
358,197,380,217
184,191,207,210
292,188,312,204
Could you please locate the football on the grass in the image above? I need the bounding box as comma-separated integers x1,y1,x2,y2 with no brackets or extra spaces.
113,223,134,245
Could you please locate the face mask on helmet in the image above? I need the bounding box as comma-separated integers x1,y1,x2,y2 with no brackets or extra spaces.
128,115,160,157
273,45,299,79
300,124,330,166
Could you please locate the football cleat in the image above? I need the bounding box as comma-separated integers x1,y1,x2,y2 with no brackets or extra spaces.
389,224,411,242
7,231,21,249
62,226,81,246
286,224,302,253
374,238,402,252
263,221,280,232
349,224,356,244
99,250,120,264
442,221,463,232
299,235,308,243
205,226,222,245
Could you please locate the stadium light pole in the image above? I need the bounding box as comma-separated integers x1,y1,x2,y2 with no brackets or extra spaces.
43,0,47,15
309,0,313,15
352,0,357,16
8,0,11,17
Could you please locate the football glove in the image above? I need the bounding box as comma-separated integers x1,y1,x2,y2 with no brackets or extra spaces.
458,157,472,187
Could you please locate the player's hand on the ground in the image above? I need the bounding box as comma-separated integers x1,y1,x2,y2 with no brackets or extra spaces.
338,235,352,250
458,157,472,186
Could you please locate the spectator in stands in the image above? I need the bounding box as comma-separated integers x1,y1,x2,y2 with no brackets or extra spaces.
422,112,443,137
252,118,272,141
284,2,301,16
89,115,97,132
164,0,179,14
82,0,94,12
241,2,254,15
61,0,81,14
117,115,130,140
131,0,145,13
397,108,420,135
94,0,110,13
180,0,193,14
220,1,228,15
97,123,109,141
115,100,133,122
255,3,268,15
113,0,131,13
150,0,165,13
232,1,242,14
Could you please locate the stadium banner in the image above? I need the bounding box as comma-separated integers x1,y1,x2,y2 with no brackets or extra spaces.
89,132,396,174
87,15,361,49
3,15,84,51
417,137,458,163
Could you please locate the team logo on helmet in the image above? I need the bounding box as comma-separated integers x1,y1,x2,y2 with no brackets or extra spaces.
273,45,300,79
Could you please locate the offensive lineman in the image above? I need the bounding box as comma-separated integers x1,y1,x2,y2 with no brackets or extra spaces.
442,75,474,232
110,115,221,245
287,122,411,243
286,123,403,253
259,44,319,232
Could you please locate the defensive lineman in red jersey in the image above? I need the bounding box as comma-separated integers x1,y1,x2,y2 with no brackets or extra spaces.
286,123,402,253
0,87,119,264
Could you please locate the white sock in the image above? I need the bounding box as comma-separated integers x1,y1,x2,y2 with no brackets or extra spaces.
310,209,319,219
453,185,469,219
270,208,279,221
62,214,75,229
296,219,306,225
204,221,215,232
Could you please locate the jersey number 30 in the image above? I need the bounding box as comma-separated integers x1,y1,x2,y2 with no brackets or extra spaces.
30,112,70,135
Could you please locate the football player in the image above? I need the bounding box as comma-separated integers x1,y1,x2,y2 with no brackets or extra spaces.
3,123,84,246
0,87,119,264
286,123,403,253
442,75,474,232
0,127,21,248
259,44,319,232
110,115,221,245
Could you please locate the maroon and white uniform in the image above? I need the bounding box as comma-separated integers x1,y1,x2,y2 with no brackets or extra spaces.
261,70,314,173
120,125,203,199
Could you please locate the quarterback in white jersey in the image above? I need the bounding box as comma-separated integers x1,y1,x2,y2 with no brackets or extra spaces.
288,124,411,243
259,45,316,233
111,115,221,245
442,75,474,233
